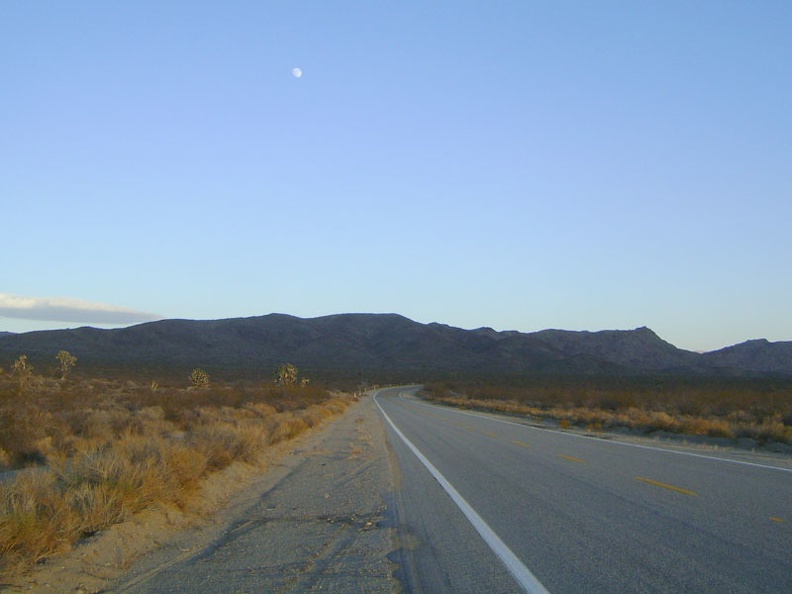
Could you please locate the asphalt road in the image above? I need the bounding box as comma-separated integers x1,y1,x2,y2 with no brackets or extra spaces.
375,387,792,594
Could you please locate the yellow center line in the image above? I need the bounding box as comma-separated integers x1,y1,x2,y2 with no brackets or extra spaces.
770,516,785,523
485,432,498,438
635,476,698,497
512,440,531,448
559,454,585,464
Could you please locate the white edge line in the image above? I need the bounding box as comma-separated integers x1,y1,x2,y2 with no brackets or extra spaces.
374,391,551,594
405,395,792,475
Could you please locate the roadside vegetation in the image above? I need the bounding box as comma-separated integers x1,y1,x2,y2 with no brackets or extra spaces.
420,377,792,446
0,354,353,575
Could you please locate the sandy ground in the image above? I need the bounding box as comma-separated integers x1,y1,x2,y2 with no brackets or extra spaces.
2,395,399,593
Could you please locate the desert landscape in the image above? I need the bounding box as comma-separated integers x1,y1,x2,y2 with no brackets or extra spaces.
1,315,790,591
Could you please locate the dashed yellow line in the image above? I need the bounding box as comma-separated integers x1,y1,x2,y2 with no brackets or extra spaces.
512,440,531,448
636,476,698,497
485,432,498,438
770,516,785,523
559,454,585,464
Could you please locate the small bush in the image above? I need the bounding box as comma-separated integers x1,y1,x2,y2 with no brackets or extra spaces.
269,415,310,445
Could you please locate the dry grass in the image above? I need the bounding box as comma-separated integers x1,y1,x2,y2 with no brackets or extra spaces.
0,372,352,574
420,378,792,445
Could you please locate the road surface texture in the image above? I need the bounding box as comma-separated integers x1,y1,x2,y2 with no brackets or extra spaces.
376,387,792,593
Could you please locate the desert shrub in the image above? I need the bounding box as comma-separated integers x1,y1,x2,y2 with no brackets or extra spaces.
0,469,64,561
0,369,353,574
0,405,51,467
677,417,734,438
741,415,790,444
244,402,278,418
268,415,310,445
187,422,246,470
65,482,125,537
420,377,792,445
644,411,677,432
161,444,208,500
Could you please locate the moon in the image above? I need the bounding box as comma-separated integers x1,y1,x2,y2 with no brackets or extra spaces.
292,67,302,78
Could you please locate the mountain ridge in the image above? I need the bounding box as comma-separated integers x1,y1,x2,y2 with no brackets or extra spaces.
1,313,790,379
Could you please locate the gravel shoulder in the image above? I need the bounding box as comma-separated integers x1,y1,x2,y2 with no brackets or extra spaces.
4,395,400,594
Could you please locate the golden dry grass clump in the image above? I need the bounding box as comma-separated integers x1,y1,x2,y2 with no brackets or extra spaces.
0,370,351,573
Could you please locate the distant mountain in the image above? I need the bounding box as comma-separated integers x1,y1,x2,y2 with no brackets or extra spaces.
0,314,790,379
530,326,701,372
701,339,792,376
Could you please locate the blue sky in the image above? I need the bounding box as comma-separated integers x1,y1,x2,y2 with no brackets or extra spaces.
2,1,790,352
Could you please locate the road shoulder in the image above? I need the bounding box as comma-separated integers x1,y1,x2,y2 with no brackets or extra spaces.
6,396,400,594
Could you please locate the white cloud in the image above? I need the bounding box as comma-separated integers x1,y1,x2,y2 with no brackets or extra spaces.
0,293,163,325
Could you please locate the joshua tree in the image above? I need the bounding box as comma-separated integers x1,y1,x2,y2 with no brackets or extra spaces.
274,363,299,386
56,350,77,381
189,368,210,389
13,355,34,393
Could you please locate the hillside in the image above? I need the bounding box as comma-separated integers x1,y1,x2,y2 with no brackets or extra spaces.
1,313,790,379
701,339,792,376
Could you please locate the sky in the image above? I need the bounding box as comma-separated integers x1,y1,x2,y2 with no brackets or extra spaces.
2,1,790,352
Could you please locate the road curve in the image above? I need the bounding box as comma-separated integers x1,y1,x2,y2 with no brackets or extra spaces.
376,387,792,594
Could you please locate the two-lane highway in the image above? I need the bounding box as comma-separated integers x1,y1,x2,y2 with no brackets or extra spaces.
376,387,792,593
